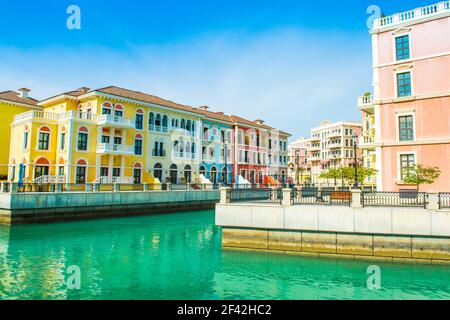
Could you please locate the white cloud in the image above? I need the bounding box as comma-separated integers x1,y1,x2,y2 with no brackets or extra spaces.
0,27,372,138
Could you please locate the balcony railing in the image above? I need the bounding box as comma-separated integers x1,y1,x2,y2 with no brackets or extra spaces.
358,95,374,107
374,1,450,30
97,114,134,128
97,143,135,155
93,176,135,184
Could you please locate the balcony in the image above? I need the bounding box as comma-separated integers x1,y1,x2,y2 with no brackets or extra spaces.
358,95,375,113
97,143,135,156
328,142,341,149
149,125,169,133
308,145,321,152
97,114,134,128
373,1,450,31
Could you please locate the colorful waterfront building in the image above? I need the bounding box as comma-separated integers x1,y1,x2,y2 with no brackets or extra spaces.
8,86,202,185
0,89,39,179
307,120,363,183
7,85,290,186
359,1,450,192
196,106,233,184
287,137,311,184
231,117,290,185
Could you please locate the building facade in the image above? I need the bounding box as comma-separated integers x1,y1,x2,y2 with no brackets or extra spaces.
307,120,363,183
359,1,450,192
7,86,290,186
0,89,39,179
287,137,311,184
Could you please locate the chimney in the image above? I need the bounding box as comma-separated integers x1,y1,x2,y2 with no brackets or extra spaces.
18,88,31,99
198,106,209,111
78,87,91,93
255,119,265,125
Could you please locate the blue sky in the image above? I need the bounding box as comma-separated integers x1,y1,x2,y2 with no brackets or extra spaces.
0,0,433,139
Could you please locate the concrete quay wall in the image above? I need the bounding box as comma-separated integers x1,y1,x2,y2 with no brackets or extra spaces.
0,190,220,224
216,203,450,264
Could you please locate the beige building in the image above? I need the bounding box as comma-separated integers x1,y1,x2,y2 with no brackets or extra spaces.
307,120,362,183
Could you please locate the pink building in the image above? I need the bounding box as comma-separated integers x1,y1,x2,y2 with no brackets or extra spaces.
359,1,450,192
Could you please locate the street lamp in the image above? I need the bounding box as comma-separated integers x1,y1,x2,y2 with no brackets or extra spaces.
352,134,359,189
224,137,229,186
333,155,337,186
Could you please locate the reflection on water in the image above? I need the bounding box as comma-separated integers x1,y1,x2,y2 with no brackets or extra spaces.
0,210,449,300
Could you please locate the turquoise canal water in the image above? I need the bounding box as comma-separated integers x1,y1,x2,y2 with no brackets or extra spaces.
1,210,450,300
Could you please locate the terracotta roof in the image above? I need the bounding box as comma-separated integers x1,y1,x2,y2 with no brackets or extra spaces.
41,85,291,136
0,91,39,107
94,86,198,114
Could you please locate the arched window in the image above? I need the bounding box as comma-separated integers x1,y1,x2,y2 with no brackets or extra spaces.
75,159,87,184
135,109,144,130
34,157,50,179
114,104,123,118
37,126,51,150
210,167,217,184
153,163,163,182
77,127,89,151
134,134,143,155
199,166,206,176
149,112,155,129
162,115,168,131
186,120,191,132
222,167,229,184
170,164,178,184
133,163,142,184
184,165,192,183
155,114,161,131
181,119,186,129
102,102,112,115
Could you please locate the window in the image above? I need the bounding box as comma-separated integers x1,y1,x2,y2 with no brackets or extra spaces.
101,135,110,144
112,168,121,177
35,166,49,179
23,131,28,150
100,167,108,177
76,166,86,183
134,136,143,155
400,154,415,180
77,128,88,151
396,35,410,61
11,165,15,181
114,136,122,145
397,72,412,97
135,112,144,130
399,115,414,141
60,132,66,150
58,166,65,176
38,128,50,150
133,168,142,184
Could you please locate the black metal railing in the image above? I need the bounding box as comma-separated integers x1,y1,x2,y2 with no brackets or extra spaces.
291,188,352,206
230,188,283,204
439,193,450,209
362,191,428,208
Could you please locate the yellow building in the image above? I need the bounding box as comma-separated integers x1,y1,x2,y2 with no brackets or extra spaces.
360,110,377,186
9,86,210,186
0,89,40,180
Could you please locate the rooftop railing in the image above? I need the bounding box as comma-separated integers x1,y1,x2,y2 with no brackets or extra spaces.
374,1,450,30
